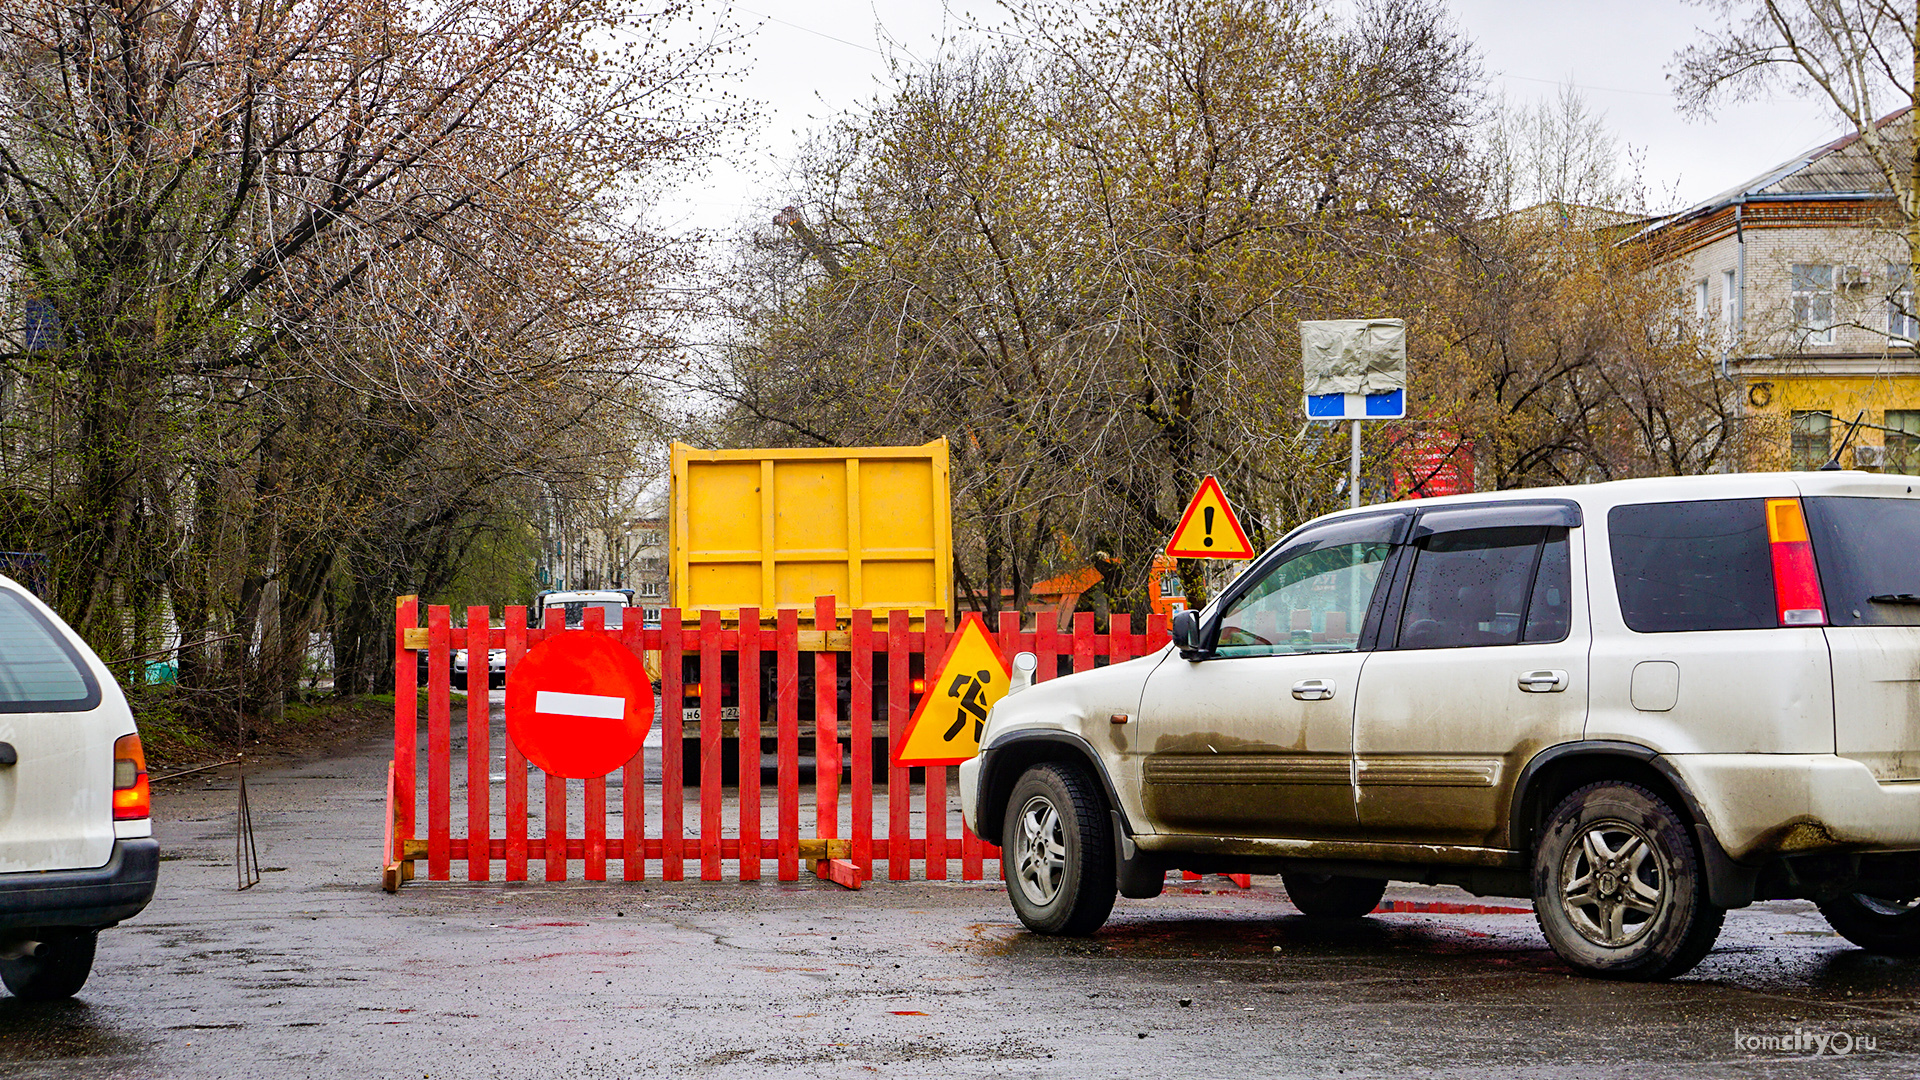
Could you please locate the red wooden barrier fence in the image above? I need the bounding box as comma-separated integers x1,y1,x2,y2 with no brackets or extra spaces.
383,595,1169,890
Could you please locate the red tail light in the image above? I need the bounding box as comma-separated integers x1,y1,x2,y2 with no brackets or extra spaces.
1766,498,1826,626
113,733,151,820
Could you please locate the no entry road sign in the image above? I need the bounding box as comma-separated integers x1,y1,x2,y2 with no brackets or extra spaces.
505,632,654,779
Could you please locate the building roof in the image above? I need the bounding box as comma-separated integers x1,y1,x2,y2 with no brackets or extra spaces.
1636,108,1908,242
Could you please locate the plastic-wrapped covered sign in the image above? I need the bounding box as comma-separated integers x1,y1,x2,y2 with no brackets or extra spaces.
1300,319,1406,419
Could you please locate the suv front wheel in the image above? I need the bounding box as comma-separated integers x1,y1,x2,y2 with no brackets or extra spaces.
1003,762,1117,935
1531,782,1724,980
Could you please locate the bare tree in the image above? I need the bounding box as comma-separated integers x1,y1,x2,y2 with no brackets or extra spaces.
1672,0,1916,255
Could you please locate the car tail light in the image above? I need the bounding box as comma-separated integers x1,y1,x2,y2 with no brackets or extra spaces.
1765,498,1826,626
113,733,150,820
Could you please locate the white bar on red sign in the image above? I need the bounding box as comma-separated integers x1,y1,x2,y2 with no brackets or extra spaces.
534,690,625,720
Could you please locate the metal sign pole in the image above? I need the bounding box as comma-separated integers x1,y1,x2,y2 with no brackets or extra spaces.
1350,420,1362,509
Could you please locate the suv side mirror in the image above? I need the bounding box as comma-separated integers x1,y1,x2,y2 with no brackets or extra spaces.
1170,609,1205,659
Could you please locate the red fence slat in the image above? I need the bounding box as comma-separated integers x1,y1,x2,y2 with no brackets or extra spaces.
394,597,418,845
923,610,948,880
621,614,646,882
814,596,839,861
699,609,723,881
738,608,762,881
426,606,451,881
466,605,491,881
776,608,800,881
850,609,874,881
504,607,529,881
661,608,685,881
886,609,910,881
542,607,567,882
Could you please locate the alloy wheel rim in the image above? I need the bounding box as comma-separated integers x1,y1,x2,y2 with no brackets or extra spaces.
1015,795,1067,906
1559,817,1667,948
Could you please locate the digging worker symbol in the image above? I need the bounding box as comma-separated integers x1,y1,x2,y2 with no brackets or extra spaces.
942,668,994,744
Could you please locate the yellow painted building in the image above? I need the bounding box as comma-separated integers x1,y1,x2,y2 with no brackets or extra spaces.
1640,109,1920,472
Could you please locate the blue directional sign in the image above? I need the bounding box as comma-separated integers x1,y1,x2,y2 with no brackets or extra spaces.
1305,389,1405,420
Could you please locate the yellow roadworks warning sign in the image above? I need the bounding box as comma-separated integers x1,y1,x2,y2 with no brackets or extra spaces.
1166,475,1255,559
894,614,1011,767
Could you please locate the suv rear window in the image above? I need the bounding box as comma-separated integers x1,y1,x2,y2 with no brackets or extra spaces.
1804,496,1920,626
1609,500,1774,632
0,590,100,711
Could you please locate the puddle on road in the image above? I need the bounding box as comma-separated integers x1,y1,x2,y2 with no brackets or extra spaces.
0,1000,150,1063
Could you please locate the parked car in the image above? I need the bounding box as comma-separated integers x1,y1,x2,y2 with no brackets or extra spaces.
415,641,505,691
961,471,1920,980
0,574,158,999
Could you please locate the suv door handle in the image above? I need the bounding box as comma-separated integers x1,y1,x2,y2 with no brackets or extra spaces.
1518,669,1568,693
0,741,14,766
1291,679,1335,701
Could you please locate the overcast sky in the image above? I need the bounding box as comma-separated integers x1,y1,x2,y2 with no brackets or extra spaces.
660,0,1851,235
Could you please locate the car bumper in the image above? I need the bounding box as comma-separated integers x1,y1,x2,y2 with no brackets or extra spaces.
1669,754,1920,861
0,838,159,932
958,755,983,837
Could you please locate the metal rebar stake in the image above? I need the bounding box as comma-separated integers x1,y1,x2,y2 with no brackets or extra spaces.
236,773,261,890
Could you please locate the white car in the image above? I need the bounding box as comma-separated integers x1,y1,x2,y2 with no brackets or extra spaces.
962,471,1920,979
0,574,157,999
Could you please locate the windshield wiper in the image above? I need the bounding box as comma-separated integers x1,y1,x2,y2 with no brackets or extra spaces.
1868,594,1920,605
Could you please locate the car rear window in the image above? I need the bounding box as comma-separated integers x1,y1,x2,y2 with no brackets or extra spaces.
1609,500,1775,633
1804,496,1920,626
0,590,101,711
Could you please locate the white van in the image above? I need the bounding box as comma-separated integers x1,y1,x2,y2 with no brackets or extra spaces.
0,574,157,999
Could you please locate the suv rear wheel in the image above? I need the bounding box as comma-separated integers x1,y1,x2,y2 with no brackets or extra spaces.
1003,762,1116,935
1531,782,1724,980
1281,871,1387,918
1,931,97,1001
1817,892,1920,956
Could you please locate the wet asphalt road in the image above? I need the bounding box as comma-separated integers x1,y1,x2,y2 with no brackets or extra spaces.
5,715,1920,1078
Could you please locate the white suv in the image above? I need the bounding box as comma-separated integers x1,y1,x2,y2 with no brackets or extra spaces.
961,472,1920,979
0,574,157,999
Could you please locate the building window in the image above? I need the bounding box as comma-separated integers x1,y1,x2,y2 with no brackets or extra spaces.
1694,278,1710,323
638,581,663,598
1721,269,1737,334
1887,410,1920,474
638,556,662,572
1791,410,1832,470
1889,264,1917,342
1791,263,1836,345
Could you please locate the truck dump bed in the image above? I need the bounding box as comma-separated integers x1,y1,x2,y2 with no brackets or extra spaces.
669,440,953,623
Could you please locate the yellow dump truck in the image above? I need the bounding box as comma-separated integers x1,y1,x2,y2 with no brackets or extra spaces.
666,440,953,780
669,439,953,622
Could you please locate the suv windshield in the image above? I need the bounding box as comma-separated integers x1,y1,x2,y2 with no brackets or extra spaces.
560,601,624,628
1805,496,1920,626
0,589,100,711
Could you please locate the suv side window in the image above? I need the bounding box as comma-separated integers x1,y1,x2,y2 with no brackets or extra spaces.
1609,499,1773,632
1396,526,1569,649
1212,515,1400,658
